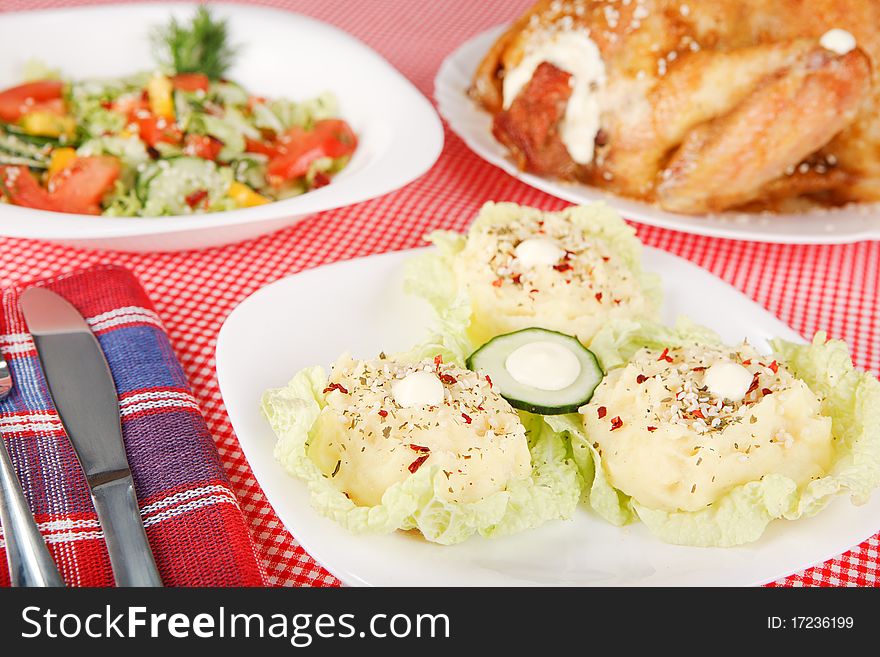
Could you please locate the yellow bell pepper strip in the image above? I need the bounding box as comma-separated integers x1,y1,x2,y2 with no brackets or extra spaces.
47,147,78,178
147,74,175,120
228,181,269,207
20,112,76,139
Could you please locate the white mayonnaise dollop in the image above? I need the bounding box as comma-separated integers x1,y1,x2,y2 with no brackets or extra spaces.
820,28,857,55
392,371,444,408
502,31,606,165
514,238,566,268
704,361,753,402
505,341,582,391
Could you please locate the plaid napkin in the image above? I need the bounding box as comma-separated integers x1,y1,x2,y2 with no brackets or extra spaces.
0,265,264,587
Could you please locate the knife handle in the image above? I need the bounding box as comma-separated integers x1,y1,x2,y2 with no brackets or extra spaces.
0,437,65,587
91,475,162,587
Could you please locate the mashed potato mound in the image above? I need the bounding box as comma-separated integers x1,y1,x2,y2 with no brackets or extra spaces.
452,203,656,346
581,342,833,513
308,354,531,507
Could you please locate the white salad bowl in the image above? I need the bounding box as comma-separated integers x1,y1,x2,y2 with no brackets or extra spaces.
0,3,443,252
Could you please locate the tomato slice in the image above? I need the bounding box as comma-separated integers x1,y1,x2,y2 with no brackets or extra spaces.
1,157,120,215
113,93,148,118
0,165,56,211
266,119,357,187
171,73,210,93
50,156,121,214
244,136,281,158
26,98,67,117
311,119,358,158
247,96,268,112
183,134,224,161
136,114,183,147
0,80,64,122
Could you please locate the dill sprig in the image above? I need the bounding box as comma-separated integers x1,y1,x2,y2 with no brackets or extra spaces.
151,6,238,80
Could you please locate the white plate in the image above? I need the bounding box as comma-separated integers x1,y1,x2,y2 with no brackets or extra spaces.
0,3,443,252
435,27,880,245
216,247,880,586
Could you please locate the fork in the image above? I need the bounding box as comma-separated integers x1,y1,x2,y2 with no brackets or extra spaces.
0,352,64,586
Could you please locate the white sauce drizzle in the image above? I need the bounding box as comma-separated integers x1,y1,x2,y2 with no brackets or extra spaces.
514,238,566,268
392,371,444,408
820,28,857,55
502,31,606,165
505,341,582,391
704,361,753,402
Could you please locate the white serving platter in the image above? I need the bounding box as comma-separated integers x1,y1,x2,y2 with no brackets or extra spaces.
216,247,880,586
435,27,880,244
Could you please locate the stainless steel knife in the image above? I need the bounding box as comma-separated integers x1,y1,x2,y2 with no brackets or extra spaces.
20,287,162,587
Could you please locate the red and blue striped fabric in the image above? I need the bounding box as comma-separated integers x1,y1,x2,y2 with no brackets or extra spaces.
0,265,264,586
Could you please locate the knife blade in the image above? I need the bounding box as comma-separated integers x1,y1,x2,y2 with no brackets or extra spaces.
19,287,161,587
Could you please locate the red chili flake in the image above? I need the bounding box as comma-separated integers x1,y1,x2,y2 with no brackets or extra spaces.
602,256,610,262
511,273,522,285
746,373,760,396
408,454,430,474
613,299,621,305
461,413,472,424
530,289,540,295
658,348,674,363
610,416,623,431
636,374,648,384
692,409,705,419
597,406,607,419
492,278,504,288
741,359,751,365
553,263,572,273
378,410,388,418
434,355,443,368
595,292,603,302
185,189,209,209
408,444,430,453
485,374,493,388
439,373,458,385
647,426,658,432
477,405,485,411
691,366,706,372
761,388,773,396
768,360,778,373
322,383,349,394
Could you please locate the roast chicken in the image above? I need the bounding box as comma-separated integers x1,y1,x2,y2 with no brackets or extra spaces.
471,0,880,214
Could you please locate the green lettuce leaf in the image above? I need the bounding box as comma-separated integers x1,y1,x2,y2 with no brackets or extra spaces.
404,202,662,352
259,92,339,131
261,358,583,545
581,322,880,546
586,317,723,370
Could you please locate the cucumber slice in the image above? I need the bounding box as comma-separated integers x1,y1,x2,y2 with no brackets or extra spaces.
0,128,51,166
134,162,162,203
466,328,603,415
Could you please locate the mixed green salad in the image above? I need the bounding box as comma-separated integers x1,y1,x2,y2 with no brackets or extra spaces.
0,7,357,217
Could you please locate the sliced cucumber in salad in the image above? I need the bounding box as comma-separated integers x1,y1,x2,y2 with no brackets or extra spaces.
0,127,51,168
467,328,603,415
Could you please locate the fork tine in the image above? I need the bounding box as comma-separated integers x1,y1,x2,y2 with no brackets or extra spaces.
0,349,64,586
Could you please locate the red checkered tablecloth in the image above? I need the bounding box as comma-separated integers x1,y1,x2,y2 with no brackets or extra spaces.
0,0,877,587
